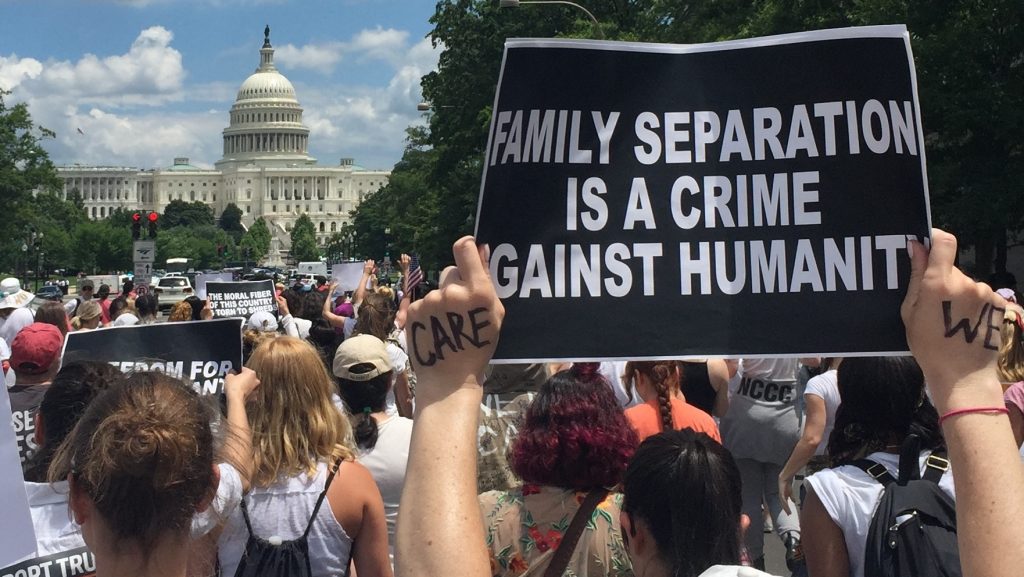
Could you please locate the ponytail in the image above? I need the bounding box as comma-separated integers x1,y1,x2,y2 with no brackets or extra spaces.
627,361,678,432
351,407,380,451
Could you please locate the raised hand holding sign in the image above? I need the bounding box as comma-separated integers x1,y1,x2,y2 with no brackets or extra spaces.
407,237,504,402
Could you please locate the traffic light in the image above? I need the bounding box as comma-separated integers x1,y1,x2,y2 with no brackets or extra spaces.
131,212,142,240
147,211,159,238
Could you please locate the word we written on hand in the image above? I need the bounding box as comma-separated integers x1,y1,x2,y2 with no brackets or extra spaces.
410,307,492,367
942,300,1003,351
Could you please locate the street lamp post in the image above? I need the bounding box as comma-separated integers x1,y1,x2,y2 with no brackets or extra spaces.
498,0,604,39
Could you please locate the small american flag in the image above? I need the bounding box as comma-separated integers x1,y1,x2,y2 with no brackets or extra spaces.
406,254,424,294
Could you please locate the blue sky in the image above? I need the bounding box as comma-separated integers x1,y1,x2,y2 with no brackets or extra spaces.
0,0,440,171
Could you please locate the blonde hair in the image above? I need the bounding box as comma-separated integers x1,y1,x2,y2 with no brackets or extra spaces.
168,301,192,322
245,337,354,485
998,304,1024,384
375,286,395,302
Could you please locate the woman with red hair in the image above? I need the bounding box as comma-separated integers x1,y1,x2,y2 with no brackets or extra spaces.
479,363,636,577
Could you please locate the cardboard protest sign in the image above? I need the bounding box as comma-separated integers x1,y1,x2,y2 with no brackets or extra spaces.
62,318,243,395
0,380,36,569
195,272,234,299
331,262,365,292
205,280,276,319
474,26,930,361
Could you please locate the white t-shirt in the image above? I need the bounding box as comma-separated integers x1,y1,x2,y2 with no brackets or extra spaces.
805,451,956,577
804,369,840,456
190,462,244,538
599,361,640,408
218,462,353,577
25,481,84,556
384,341,408,417
358,415,413,563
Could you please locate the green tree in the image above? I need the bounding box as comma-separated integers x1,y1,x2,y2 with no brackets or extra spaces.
239,217,272,263
0,89,62,273
161,199,214,228
70,220,132,273
289,214,319,262
219,203,245,242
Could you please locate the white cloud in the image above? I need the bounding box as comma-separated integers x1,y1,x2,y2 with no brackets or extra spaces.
274,42,345,73
0,55,43,91
54,106,223,169
33,26,185,105
292,36,442,169
348,27,409,66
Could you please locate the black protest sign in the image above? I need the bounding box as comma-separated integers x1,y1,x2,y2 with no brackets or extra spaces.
0,546,95,577
475,26,930,361
61,318,243,395
205,280,276,319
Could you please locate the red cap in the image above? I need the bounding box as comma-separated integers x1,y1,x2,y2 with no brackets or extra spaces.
10,323,63,375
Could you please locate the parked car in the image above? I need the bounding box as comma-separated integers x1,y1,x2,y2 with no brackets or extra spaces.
154,276,194,309
34,285,64,301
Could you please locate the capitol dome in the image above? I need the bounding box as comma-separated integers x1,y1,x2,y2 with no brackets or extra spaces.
236,71,297,101
218,26,313,167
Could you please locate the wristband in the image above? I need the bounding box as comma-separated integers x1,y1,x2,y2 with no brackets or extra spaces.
938,406,1009,426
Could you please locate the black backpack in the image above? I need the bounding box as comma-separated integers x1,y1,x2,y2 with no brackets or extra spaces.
853,435,961,577
233,459,349,577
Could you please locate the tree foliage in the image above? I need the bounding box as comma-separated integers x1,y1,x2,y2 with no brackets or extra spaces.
239,217,272,263
162,199,214,228
219,203,245,241
289,214,319,262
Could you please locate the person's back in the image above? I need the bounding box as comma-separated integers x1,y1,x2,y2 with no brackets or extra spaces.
358,415,412,561
218,463,354,577
217,336,392,577
803,356,953,577
334,334,413,564
479,364,636,577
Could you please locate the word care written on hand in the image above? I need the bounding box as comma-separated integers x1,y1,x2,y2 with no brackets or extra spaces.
475,25,931,361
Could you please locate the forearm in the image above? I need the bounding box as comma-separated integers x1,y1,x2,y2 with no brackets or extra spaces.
935,376,1024,577
780,435,819,482
354,274,370,305
397,386,487,577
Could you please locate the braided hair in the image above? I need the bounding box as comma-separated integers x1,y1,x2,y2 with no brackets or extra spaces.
625,361,678,432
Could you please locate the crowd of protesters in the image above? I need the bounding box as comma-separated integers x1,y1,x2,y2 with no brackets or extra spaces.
0,228,1022,577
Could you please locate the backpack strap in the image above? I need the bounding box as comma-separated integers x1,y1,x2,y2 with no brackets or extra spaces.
922,451,950,484
852,459,897,486
302,457,344,539
543,489,609,577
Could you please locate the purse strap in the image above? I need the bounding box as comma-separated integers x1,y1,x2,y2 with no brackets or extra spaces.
543,489,609,577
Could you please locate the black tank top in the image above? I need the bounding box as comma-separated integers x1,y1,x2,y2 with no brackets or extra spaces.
680,362,716,416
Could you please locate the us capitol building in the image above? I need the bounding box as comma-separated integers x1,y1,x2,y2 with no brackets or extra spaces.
53,27,390,264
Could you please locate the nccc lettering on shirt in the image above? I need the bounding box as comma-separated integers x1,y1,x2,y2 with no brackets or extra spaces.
737,377,795,403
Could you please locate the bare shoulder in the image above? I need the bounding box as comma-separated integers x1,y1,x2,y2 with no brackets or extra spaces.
328,459,384,538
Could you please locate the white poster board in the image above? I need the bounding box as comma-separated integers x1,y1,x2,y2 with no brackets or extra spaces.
0,382,39,566
330,263,365,292
194,273,234,299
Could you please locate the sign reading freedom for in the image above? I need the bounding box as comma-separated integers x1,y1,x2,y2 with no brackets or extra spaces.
206,280,277,319
61,318,243,395
474,26,931,361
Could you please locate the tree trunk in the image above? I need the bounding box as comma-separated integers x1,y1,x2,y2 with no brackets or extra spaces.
995,227,1008,274
974,233,994,279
